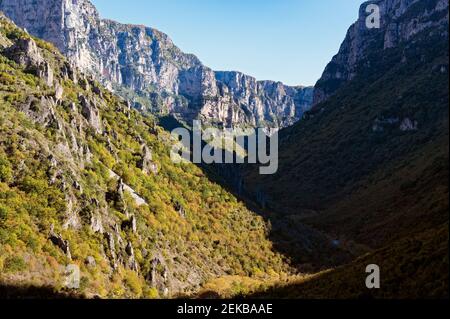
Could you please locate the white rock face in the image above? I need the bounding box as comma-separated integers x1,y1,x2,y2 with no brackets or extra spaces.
0,0,313,128
313,0,449,106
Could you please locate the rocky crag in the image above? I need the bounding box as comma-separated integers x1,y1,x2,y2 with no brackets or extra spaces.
313,0,449,105
0,0,313,128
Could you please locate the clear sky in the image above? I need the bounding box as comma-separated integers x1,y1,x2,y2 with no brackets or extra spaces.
91,0,365,86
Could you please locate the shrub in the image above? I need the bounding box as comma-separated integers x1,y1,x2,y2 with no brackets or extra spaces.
0,205,8,222
0,156,13,184
4,256,27,272
0,72,15,85
124,270,143,297
144,287,159,299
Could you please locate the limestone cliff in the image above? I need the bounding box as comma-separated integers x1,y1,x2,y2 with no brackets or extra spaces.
0,0,313,127
313,0,449,106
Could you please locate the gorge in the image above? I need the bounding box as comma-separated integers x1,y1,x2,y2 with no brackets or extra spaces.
0,0,314,129
0,0,448,299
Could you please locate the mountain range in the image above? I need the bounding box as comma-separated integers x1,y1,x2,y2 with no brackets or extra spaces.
0,0,313,129
0,0,448,299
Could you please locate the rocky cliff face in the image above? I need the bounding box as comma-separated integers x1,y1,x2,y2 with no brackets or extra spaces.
313,0,449,106
0,0,313,128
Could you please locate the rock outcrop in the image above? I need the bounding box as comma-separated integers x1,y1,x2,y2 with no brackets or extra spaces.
121,215,137,234
3,36,54,86
147,253,170,297
313,0,449,106
4,37,43,67
137,145,158,175
49,227,72,260
79,94,102,133
0,0,313,128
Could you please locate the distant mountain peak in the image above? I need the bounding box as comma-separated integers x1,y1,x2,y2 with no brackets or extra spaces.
0,0,313,128
313,0,449,106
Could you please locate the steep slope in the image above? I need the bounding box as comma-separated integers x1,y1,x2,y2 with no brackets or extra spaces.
0,0,313,128
314,0,449,105
240,0,448,297
0,14,290,298
251,224,449,299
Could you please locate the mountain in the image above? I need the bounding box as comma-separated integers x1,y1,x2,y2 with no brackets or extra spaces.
0,0,448,300
241,0,449,297
313,0,449,105
251,225,449,299
0,14,291,298
0,0,313,128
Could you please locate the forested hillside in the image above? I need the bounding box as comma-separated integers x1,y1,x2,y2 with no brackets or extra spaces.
0,14,289,298
241,0,449,298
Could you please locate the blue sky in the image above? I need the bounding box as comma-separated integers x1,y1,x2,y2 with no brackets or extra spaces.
91,0,365,86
